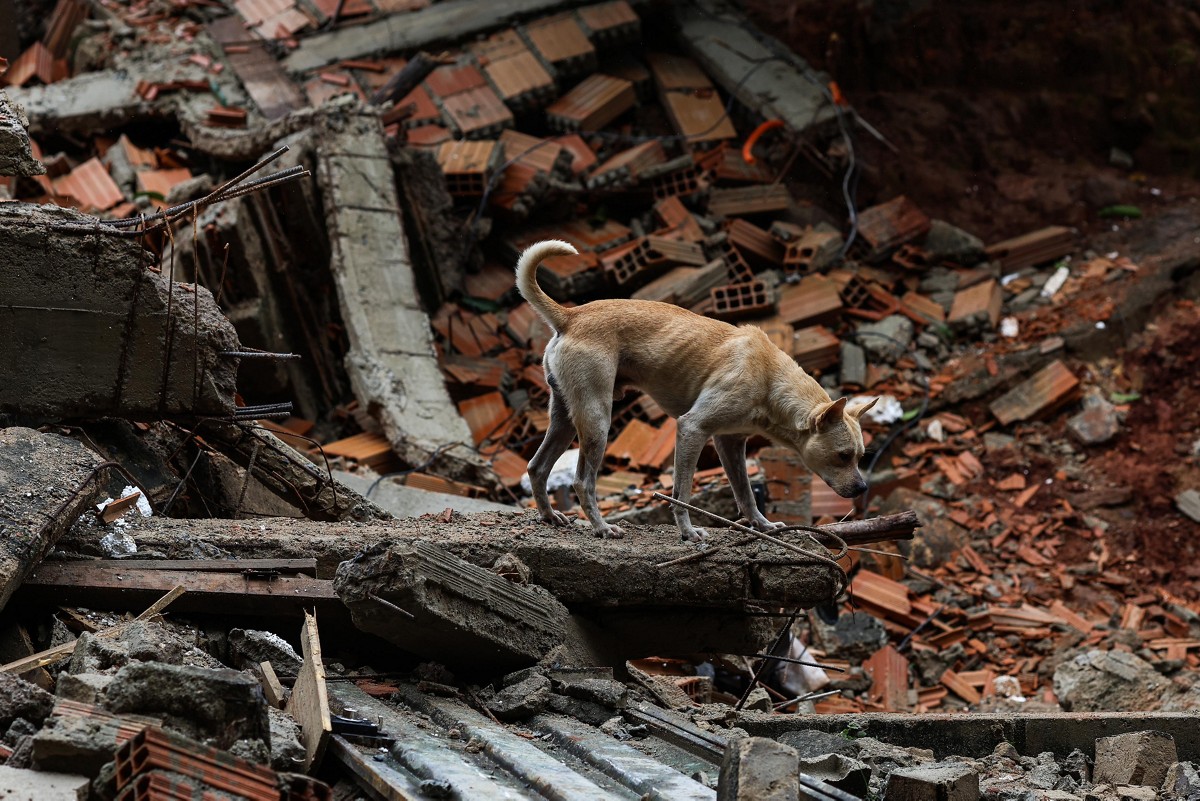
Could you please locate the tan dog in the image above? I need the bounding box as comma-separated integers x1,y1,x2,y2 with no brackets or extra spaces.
517,239,877,541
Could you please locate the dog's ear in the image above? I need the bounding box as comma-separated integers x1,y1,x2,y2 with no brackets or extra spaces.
848,397,878,419
810,396,848,431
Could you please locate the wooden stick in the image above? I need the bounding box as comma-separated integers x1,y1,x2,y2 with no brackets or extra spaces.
0,585,185,675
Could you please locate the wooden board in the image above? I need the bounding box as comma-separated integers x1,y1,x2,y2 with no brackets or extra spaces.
68,558,318,575
19,564,336,616
287,612,331,772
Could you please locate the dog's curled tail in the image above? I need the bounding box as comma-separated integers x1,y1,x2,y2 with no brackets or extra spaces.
515,239,576,333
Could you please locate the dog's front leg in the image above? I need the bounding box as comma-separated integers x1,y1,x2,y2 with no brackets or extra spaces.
671,412,711,542
714,434,784,532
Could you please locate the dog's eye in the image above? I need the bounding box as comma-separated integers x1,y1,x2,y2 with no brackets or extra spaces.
839,451,855,463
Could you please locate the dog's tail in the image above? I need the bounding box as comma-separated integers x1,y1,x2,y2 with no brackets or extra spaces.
515,239,576,333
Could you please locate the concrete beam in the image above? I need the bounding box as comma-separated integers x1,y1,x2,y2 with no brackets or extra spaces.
98,513,841,610
314,111,481,482
284,0,579,74
738,712,1200,763
671,0,841,138
0,89,43,177
0,428,103,615
0,204,240,420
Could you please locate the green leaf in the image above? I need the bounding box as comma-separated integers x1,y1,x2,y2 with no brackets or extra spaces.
1109,391,1141,404
901,407,922,422
1098,204,1143,219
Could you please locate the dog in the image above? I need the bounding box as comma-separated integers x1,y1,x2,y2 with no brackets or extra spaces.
517,239,876,542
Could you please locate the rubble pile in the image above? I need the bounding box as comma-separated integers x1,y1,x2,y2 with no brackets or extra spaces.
2,0,1200,798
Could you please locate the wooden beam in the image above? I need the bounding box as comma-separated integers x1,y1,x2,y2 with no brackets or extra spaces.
62,558,318,575
287,611,331,772
18,563,336,616
259,661,287,709
1,585,184,674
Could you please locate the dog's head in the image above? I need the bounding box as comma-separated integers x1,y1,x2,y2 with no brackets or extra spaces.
799,397,877,498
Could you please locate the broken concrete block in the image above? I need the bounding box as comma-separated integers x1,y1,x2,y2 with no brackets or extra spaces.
923,219,985,265
104,662,269,749
717,736,800,801
886,762,980,801
1053,649,1169,713
486,673,551,721
855,315,914,363
1163,761,1200,798
797,753,871,797
229,628,303,675
1093,731,1177,788
0,428,103,615
0,205,240,420
1176,489,1200,525
267,706,307,771
0,673,55,733
334,540,572,672
1068,393,1120,446
0,765,89,800
839,341,867,387
55,674,113,705
0,90,44,177
31,704,161,776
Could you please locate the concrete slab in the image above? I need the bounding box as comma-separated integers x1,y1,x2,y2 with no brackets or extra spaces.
671,0,840,139
0,428,103,614
0,765,89,800
334,470,516,517
315,111,480,481
284,0,577,73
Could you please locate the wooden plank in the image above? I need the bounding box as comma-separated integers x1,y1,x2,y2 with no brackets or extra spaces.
19,564,336,616
288,612,332,772
260,661,287,709
69,558,318,575
1,585,184,675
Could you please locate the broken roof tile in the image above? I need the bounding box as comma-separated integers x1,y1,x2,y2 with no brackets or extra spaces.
136,167,193,207
661,90,737,144
856,195,932,259
707,184,791,218
522,13,596,74
777,274,842,327
645,52,712,92
458,391,511,445
986,225,1074,273
424,63,487,99
576,1,640,44
2,41,68,87
52,157,124,211
483,50,555,109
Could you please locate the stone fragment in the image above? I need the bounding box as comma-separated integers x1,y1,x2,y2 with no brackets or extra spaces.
886,762,980,801
104,662,269,749
778,729,859,759
718,736,800,801
486,674,551,721
229,628,303,675
1176,490,1200,525
1162,761,1200,798
923,219,985,265
0,673,55,733
1068,394,1120,446
267,707,306,771
1053,650,1168,712
0,90,44,177
55,674,113,705
854,315,914,363
1093,731,1177,789
839,341,867,387
811,611,888,661
797,753,870,797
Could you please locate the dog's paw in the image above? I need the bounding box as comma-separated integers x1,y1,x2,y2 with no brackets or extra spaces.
680,527,708,543
751,517,787,533
593,524,625,539
543,509,572,527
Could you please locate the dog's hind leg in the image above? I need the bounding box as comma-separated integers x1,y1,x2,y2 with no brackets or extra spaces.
714,434,783,532
527,390,575,526
671,410,711,542
572,395,624,539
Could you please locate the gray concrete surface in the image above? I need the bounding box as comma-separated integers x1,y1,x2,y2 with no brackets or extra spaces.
334,469,517,517
0,765,89,800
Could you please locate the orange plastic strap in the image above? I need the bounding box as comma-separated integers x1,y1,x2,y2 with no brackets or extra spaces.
829,80,847,107
741,119,785,165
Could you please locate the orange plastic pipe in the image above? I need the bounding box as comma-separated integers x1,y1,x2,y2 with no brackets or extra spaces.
742,119,784,165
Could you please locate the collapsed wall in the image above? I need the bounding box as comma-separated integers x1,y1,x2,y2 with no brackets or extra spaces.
0,204,241,420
